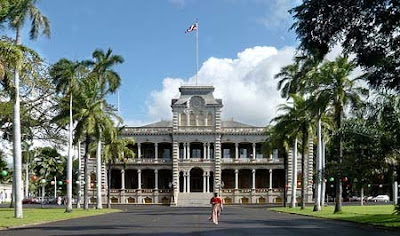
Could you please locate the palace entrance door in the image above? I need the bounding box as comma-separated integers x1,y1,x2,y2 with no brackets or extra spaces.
190,168,203,192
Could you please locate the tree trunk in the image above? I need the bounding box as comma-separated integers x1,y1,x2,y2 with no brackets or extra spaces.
360,187,364,206
13,26,23,218
77,142,82,209
107,164,111,209
283,150,287,207
301,128,307,210
321,138,326,206
291,138,298,208
83,135,90,210
96,136,102,209
314,116,322,211
334,107,343,213
66,94,73,213
25,163,29,199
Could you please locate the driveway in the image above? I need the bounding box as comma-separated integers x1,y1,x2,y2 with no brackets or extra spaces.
0,205,398,235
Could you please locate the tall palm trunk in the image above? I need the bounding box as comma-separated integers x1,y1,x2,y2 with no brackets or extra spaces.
283,150,287,207
66,94,73,212
77,142,82,209
301,126,307,210
13,26,23,218
96,136,102,209
314,116,322,211
25,163,29,199
334,106,343,213
321,138,326,206
84,135,90,210
291,138,298,208
107,164,111,209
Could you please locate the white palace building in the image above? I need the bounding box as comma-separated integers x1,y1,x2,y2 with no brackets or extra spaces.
83,85,313,206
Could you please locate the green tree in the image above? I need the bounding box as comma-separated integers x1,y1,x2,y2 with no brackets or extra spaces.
49,58,84,212
85,48,123,209
272,94,315,209
66,77,119,210
102,132,134,209
5,0,50,218
290,0,400,90
313,56,368,213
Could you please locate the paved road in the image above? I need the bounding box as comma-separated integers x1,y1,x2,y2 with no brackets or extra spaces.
0,205,398,236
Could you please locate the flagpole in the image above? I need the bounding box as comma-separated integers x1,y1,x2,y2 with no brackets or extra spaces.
196,19,198,85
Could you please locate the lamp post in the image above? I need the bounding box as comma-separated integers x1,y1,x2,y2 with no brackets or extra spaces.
1,170,7,204
40,179,46,208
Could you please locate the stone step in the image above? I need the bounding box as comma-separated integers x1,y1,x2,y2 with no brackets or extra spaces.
177,193,213,207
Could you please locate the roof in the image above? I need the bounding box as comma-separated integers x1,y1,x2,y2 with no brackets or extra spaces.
140,120,172,127
221,119,255,128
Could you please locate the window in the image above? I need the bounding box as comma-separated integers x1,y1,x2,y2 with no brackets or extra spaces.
190,112,196,126
207,113,213,126
180,113,187,126
198,112,205,126
223,149,231,158
240,149,247,159
162,149,171,159
192,149,201,158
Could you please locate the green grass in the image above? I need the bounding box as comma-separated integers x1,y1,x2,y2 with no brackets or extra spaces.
271,205,400,228
0,207,120,229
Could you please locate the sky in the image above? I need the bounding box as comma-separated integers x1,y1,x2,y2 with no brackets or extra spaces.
20,0,304,127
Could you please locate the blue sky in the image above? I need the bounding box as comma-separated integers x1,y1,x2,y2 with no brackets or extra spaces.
19,0,301,126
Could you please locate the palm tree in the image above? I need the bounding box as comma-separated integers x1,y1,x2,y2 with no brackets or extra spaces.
6,0,50,218
272,94,316,209
85,48,123,209
313,56,368,213
32,147,65,207
49,58,83,212
102,132,134,208
71,77,119,210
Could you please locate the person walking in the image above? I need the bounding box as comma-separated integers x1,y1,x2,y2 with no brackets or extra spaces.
209,193,223,225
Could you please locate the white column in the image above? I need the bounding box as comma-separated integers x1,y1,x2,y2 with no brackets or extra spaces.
203,143,207,159
187,143,191,159
137,143,141,160
235,169,239,190
206,172,210,193
121,169,125,190
154,143,158,161
137,169,142,190
203,172,206,193
183,143,187,159
154,169,158,190
252,169,256,190
183,172,187,193
207,143,210,160
235,143,239,160
252,143,256,160
187,172,191,193
394,181,398,205
269,169,273,190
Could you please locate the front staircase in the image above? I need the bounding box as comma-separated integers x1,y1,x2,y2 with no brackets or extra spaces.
177,193,213,207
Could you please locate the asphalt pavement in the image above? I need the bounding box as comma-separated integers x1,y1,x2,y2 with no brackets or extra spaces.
0,205,398,236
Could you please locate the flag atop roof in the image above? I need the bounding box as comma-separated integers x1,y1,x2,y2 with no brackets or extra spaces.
185,22,198,33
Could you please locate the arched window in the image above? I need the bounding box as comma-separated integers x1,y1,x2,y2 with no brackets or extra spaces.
207,113,213,126
180,113,187,126
198,112,205,126
190,112,196,126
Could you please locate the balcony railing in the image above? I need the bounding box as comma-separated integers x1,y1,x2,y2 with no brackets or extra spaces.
221,158,283,163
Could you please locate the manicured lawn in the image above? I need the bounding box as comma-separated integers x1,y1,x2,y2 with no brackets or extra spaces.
271,205,400,228
0,207,120,229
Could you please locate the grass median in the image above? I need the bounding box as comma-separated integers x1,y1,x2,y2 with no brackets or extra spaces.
270,205,400,228
0,207,120,229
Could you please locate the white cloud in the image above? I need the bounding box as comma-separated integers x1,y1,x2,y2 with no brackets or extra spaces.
146,46,296,127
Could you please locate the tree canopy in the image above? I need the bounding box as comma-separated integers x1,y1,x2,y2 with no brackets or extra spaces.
291,0,400,90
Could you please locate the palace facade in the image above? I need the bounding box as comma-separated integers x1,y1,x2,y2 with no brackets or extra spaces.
82,85,313,206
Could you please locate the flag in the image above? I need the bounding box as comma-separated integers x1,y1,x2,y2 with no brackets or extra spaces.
185,22,198,33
